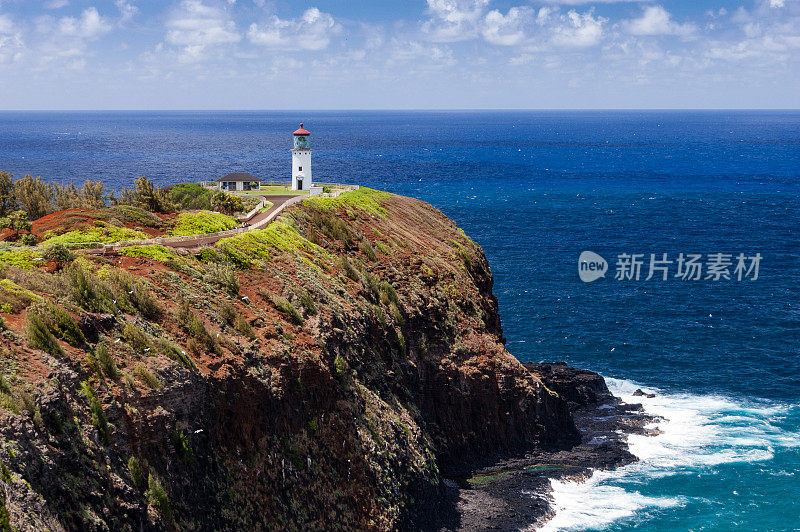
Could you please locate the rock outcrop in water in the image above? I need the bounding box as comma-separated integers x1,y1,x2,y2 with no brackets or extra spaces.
0,189,585,530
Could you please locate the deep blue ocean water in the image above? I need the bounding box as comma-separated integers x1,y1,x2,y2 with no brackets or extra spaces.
1,110,798,531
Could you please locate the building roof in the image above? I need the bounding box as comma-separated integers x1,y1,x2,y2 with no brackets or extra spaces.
293,123,310,136
215,173,263,182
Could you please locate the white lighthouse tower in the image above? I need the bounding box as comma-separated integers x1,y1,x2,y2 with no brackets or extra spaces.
291,123,312,191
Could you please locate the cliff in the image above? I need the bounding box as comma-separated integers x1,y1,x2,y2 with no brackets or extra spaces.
0,189,581,530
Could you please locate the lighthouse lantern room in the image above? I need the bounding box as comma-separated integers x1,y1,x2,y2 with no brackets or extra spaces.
291,123,312,191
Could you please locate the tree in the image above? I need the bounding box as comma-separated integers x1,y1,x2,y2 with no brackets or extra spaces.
120,177,174,213
52,182,80,212
81,180,106,209
0,171,16,217
210,191,244,215
14,174,53,220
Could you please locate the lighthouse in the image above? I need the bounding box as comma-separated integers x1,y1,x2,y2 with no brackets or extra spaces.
291,123,312,191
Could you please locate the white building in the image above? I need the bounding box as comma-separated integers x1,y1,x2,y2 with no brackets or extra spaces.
215,173,263,192
291,123,312,191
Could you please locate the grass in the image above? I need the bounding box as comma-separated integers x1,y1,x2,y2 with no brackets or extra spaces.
169,210,239,237
237,185,308,196
0,279,41,312
215,221,328,269
41,226,148,245
120,245,179,263
304,187,390,218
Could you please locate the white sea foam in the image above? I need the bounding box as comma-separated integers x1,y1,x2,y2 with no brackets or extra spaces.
532,377,800,531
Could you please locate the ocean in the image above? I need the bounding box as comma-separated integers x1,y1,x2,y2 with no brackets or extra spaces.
1,110,798,531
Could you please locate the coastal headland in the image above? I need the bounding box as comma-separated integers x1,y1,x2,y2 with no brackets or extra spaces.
0,184,654,530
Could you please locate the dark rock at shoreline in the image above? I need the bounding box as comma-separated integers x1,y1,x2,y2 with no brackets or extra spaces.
436,363,661,532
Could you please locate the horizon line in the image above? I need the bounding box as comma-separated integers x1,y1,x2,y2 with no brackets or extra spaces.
1,108,799,113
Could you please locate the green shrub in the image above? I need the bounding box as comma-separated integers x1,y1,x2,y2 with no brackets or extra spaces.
362,271,380,300
96,343,120,380
170,211,238,237
80,381,109,444
102,267,160,319
133,364,162,390
203,262,239,294
270,295,303,325
359,240,377,261
219,301,236,325
309,208,353,244
42,244,74,265
63,265,105,312
25,312,64,357
128,456,146,491
175,302,219,355
120,245,177,263
305,187,390,218
32,301,85,347
379,281,399,307
333,354,348,381
0,249,35,270
155,338,197,372
146,473,172,522
99,205,162,228
123,323,150,353
171,429,195,465
298,290,317,316
337,256,359,282
41,226,147,246
21,233,36,246
234,316,255,339
170,183,213,211
197,247,221,263
389,301,404,325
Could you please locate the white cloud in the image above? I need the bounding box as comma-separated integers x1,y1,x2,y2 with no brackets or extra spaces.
422,0,489,42
115,0,138,23
247,7,340,50
166,0,241,62
481,7,534,46
625,6,697,37
56,7,113,40
551,10,606,47
43,0,70,9
0,14,24,63
388,39,456,68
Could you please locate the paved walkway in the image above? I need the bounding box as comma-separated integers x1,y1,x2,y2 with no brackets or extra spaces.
165,194,301,249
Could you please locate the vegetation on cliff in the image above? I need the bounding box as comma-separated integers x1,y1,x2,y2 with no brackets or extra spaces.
0,186,578,530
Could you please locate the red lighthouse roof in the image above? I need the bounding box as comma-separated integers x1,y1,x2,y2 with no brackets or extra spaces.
292,123,310,136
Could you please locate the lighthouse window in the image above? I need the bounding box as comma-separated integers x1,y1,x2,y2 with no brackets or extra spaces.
298,166,302,171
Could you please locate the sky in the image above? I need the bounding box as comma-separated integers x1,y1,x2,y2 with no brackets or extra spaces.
0,0,798,109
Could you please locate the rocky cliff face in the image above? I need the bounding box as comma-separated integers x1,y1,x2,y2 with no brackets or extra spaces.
0,189,580,530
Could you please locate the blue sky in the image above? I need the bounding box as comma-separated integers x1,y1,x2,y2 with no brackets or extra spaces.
0,0,797,109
